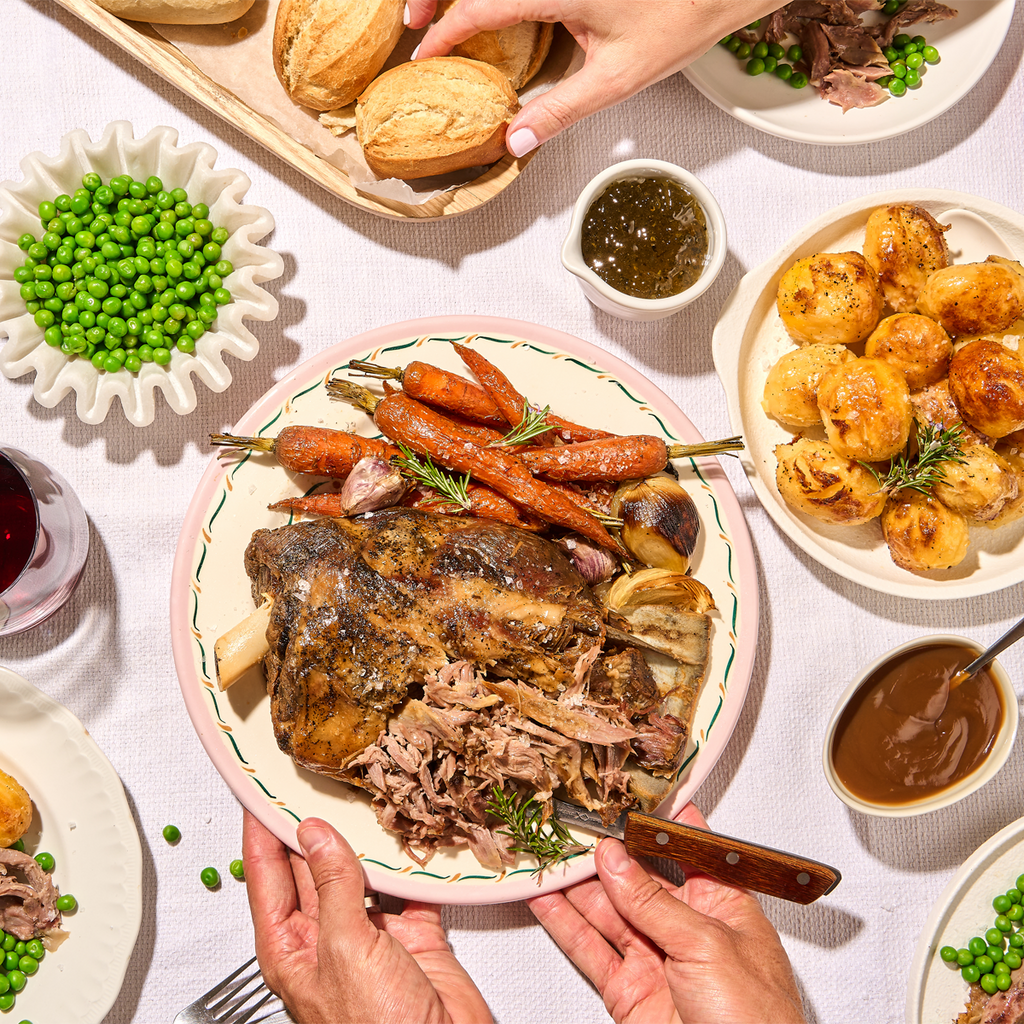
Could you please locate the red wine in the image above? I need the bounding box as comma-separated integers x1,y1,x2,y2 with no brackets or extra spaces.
0,454,38,594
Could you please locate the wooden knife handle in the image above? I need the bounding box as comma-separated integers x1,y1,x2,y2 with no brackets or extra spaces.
624,812,841,905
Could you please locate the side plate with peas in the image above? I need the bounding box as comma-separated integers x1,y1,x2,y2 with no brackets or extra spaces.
908,818,1024,1023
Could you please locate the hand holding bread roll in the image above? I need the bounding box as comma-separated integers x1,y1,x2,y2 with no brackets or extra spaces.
410,0,784,155
274,0,405,111
356,57,520,179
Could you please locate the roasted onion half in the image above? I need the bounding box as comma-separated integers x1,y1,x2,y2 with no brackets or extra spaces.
610,476,700,574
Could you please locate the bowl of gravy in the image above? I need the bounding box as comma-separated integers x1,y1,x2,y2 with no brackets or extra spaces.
823,635,1018,817
561,159,727,321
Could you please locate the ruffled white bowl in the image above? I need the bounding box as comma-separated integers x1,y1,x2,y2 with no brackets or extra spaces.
0,121,283,426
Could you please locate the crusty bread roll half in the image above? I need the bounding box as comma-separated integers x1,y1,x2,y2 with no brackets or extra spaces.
438,0,554,89
274,0,405,112
356,57,520,179
92,0,254,22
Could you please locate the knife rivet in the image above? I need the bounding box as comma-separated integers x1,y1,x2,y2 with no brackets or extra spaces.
656,832,669,845
726,851,740,865
797,872,810,886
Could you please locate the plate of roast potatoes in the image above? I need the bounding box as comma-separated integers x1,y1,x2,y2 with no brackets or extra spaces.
712,188,1024,600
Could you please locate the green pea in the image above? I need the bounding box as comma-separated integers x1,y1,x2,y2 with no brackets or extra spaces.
746,57,766,75
998,972,1013,991
6,970,25,992
201,866,220,889
213,287,231,306
893,33,912,47
981,973,999,995
4,950,18,971
1005,950,1022,970
153,346,172,366
2,934,15,952
996,915,1013,932
940,945,959,963
0,994,13,1012
735,41,752,59
786,44,802,63
904,67,921,88
229,858,245,879
994,894,1012,913
889,78,907,96
0,975,7,996
985,927,1004,946
922,45,939,63
18,955,37,976
988,945,1005,962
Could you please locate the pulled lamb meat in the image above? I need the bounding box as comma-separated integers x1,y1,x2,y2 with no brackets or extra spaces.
765,0,956,110
0,847,62,942
345,661,638,871
957,964,1024,1023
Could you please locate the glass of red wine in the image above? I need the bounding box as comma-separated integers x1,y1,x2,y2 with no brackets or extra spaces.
0,448,89,636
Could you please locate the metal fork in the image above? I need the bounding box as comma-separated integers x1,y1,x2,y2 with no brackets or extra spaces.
174,956,293,1024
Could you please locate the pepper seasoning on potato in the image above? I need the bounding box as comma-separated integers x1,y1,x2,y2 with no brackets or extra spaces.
917,261,1024,337
762,343,855,427
776,251,884,346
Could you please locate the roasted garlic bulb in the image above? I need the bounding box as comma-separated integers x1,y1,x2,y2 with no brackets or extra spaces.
862,204,950,312
776,251,884,346
932,444,1020,524
881,488,970,571
817,357,913,462
948,339,1024,438
774,437,887,525
762,343,855,427
864,313,952,390
917,262,1024,337
610,476,700,574
0,768,32,848
603,567,715,614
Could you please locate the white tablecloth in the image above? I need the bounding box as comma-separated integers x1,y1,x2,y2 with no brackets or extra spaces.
3,2,1024,1022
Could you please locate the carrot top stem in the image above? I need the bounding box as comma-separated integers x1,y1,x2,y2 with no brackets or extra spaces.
210,432,275,453
326,377,381,414
667,437,745,459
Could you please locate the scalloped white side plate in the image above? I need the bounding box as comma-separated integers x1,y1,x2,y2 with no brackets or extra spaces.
0,667,142,1023
712,188,1024,600
0,121,283,426
683,1,1014,146
170,316,759,904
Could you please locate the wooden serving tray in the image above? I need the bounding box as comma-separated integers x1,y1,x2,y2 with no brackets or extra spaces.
51,0,538,221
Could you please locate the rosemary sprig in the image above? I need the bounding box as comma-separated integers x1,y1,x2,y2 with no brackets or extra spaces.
392,443,472,511
486,785,592,876
862,422,968,496
489,401,553,446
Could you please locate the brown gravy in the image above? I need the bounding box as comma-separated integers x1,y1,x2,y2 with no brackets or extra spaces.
831,643,1004,805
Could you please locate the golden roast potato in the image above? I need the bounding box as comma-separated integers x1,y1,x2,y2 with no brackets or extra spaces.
910,378,992,446
862,204,950,312
917,262,1024,337
864,313,951,390
986,447,1024,529
933,444,1019,523
948,339,1024,438
881,488,970,571
0,767,32,848
762,343,855,427
774,438,887,525
776,251,885,346
817,357,913,462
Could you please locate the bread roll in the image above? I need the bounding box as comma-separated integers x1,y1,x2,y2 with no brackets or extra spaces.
274,0,405,112
93,0,253,22
356,57,520,179
437,0,554,89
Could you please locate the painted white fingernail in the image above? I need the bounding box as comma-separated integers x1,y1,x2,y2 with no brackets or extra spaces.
410,42,421,60
508,127,540,158
403,3,411,25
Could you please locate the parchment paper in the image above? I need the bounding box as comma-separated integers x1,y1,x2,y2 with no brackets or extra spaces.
153,1,582,205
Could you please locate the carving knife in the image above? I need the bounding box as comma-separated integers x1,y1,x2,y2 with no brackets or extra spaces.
552,799,841,905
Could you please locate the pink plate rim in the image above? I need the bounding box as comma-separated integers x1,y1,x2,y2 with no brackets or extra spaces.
169,315,759,903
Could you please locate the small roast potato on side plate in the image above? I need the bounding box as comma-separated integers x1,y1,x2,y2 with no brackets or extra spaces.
864,313,952,390
762,343,855,427
881,488,970,571
774,437,887,526
817,357,913,462
862,204,950,313
0,767,32,848
948,339,1024,438
917,261,1024,337
776,251,885,347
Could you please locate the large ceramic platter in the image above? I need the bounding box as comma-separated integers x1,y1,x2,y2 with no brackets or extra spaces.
712,188,1024,600
683,1,1014,146
170,316,758,904
907,816,1024,1023
0,667,143,1023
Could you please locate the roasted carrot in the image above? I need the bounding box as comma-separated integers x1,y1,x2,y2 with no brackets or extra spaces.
347,359,508,428
453,343,614,443
269,483,546,532
210,427,400,478
519,435,746,480
327,378,620,551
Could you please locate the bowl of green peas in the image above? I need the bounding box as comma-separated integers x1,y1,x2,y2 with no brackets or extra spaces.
0,121,283,426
